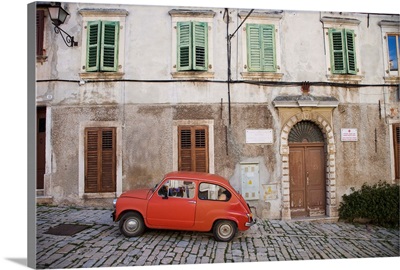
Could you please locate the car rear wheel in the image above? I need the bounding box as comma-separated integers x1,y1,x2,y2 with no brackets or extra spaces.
119,212,145,237
213,220,237,242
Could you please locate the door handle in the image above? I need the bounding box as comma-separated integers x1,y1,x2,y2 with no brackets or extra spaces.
188,201,197,204
306,171,309,186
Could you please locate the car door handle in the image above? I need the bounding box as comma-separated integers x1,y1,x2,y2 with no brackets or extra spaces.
188,201,197,204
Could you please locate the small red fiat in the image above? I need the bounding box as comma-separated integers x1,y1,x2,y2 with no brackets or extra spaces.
112,171,255,242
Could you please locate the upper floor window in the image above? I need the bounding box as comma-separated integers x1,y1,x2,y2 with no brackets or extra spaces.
388,34,399,74
239,11,283,81
321,16,362,83
86,21,119,72
79,8,128,80
328,28,357,75
177,21,208,71
36,8,47,62
169,9,215,79
246,24,276,72
379,19,400,83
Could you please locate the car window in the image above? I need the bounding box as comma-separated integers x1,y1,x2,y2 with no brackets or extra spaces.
198,183,231,201
158,180,195,199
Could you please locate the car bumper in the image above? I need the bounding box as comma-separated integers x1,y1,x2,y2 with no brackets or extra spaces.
245,218,256,227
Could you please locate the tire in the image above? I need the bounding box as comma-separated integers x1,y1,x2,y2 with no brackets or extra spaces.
213,220,237,242
119,212,145,237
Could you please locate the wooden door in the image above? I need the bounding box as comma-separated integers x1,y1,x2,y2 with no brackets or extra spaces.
37,107,46,190
289,144,326,217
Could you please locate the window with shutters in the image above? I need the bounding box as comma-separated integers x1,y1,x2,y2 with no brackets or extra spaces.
328,29,357,75
177,21,208,71
321,16,362,83
246,24,276,72
394,124,400,179
169,9,215,79
239,11,283,81
79,9,128,80
86,21,119,72
36,9,47,62
178,126,209,173
85,127,116,193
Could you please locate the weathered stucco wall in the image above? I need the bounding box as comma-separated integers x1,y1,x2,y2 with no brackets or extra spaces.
36,3,399,218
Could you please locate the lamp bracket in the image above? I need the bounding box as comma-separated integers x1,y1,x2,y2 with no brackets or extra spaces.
53,24,78,47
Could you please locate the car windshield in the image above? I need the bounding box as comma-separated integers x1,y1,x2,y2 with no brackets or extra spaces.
151,179,164,192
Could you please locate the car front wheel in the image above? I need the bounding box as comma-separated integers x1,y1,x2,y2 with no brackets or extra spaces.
213,220,237,242
119,212,145,237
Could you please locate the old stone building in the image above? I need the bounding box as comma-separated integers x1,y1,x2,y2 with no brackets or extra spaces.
33,1,399,220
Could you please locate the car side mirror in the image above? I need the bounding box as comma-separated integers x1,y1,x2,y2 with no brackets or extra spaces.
162,194,168,200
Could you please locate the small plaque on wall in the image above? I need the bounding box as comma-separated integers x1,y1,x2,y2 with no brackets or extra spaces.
341,128,358,141
246,129,273,144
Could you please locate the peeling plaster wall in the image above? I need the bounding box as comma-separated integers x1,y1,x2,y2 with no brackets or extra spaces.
36,3,399,218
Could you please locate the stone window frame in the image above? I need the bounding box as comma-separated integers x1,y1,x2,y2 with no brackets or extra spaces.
172,119,215,173
379,20,400,83
321,16,363,83
238,11,284,81
78,8,128,81
78,121,123,199
169,9,216,80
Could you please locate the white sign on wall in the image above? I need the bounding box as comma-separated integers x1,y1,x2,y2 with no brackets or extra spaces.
246,129,273,144
341,128,358,141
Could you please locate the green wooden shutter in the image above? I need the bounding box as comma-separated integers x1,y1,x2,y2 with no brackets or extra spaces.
86,21,101,72
261,24,276,72
177,21,192,71
329,29,346,74
247,24,262,71
193,22,208,71
101,21,119,72
345,29,357,74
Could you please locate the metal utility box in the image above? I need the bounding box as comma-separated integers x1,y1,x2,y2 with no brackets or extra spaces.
240,163,260,200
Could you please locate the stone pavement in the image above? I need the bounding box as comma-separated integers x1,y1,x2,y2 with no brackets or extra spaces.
36,205,399,269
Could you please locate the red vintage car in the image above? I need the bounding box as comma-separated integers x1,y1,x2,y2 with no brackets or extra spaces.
112,171,256,241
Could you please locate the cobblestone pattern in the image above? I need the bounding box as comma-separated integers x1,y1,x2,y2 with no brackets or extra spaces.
36,206,400,269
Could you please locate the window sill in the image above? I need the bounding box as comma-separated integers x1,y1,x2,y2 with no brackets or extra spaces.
384,76,400,84
79,72,125,81
81,192,116,199
171,71,214,80
36,55,48,64
241,72,283,81
326,74,363,84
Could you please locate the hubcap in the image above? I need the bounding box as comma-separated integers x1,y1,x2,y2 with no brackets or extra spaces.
125,218,139,232
219,224,232,238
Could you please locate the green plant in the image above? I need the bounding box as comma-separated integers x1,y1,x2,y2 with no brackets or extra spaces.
338,181,400,228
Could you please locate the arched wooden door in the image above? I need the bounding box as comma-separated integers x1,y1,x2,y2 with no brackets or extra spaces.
289,121,326,218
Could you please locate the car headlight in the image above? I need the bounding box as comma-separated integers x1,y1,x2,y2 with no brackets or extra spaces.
113,198,117,208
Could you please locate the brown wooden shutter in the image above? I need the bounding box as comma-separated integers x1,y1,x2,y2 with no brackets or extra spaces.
85,127,116,193
394,124,400,179
178,126,208,173
36,10,44,56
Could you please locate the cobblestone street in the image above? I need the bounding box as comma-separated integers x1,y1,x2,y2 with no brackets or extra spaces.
36,205,399,269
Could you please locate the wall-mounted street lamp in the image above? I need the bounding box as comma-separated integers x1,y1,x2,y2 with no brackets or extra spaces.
48,4,78,47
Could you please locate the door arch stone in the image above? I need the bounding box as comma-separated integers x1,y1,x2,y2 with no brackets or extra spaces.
278,109,337,219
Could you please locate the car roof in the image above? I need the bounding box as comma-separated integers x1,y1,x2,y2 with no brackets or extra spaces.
164,171,229,185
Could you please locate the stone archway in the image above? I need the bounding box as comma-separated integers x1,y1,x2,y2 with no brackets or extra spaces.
278,109,337,220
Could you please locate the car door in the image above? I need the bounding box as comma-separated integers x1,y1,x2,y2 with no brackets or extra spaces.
146,179,197,229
